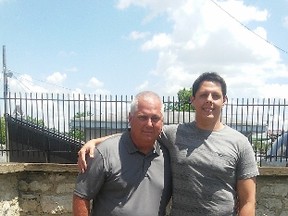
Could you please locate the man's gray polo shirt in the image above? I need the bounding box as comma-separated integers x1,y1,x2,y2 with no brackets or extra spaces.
74,131,172,216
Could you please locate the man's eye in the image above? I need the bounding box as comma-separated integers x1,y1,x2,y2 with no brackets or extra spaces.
200,94,208,98
137,115,161,122
138,116,148,121
212,94,221,100
151,116,161,122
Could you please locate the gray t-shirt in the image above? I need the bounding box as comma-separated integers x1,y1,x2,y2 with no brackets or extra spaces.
161,122,259,216
74,131,172,216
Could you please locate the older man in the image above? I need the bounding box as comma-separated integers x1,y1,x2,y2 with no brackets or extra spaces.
73,91,172,216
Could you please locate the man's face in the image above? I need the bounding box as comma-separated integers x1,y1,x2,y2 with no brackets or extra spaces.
191,80,226,121
129,98,163,146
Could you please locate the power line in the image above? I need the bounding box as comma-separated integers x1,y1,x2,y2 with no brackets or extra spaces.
11,74,31,92
8,70,76,92
209,0,288,55
1,47,79,94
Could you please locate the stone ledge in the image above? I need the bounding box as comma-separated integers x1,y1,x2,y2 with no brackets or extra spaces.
259,167,288,176
1,163,288,176
0,163,78,174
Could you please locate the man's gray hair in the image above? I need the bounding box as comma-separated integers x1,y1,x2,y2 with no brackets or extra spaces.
130,91,164,115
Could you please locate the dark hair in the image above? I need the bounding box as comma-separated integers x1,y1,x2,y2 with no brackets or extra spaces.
192,72,227,97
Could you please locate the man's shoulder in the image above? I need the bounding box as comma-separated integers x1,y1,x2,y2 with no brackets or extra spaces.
98,131,133,149
163,122,193,130
96,132,126,152
223,125,247,138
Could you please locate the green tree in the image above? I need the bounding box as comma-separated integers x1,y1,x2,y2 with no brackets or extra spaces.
26,116,45,127
67,128,85,141
68,112,91,141
175,88,194,112
0,116,6,144
74,111,93,118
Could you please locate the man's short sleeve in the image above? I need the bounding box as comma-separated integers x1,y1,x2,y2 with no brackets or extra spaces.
74,148,106,200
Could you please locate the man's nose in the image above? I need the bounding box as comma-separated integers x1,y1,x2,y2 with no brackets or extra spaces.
206,94,213,103
146,118,154,126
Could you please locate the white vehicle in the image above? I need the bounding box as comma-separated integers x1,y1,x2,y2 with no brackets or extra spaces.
261,132,288,167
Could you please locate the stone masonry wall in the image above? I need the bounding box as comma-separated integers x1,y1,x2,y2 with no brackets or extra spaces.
0,163,287,216
256,168,288,216
0,163,78,216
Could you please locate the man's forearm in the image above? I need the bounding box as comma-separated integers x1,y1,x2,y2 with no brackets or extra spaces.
73,194,90,216
237,178,256,216
238,202,255,216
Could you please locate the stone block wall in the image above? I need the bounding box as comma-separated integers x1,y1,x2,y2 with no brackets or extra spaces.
0,172,19,215
0,163,287,215
0,163,78,216
256,168,288,216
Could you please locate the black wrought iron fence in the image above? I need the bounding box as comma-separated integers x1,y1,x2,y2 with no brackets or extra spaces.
0,93,287,166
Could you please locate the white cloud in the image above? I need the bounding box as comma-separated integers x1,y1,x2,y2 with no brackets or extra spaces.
46,72,67,84
141,33,172,50
129,31,150,40
71,88,83,95
10,74,48,93
136,80,149,91
93,89,111,95
88,77,104,88
116,0,184,11
122,0,288,98
260,84,288,99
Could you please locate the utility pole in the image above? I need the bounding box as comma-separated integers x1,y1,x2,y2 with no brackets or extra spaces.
3,45,7,113
2,45,10,162
2,46,13,114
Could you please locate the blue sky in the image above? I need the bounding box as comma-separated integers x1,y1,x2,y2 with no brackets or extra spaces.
1,0,288,99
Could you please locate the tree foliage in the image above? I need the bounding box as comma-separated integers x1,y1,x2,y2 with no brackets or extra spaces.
175,87,194,112
26,116,45,127
68,112,91,141
0,116,6,144
67,128,85,141
74,112,93,118
26,113,87,141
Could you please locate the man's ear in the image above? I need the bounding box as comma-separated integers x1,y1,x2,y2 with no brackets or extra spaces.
223,96,228,106
190,96,195,105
